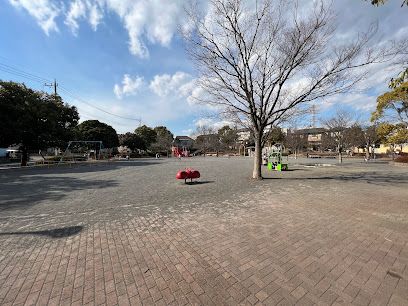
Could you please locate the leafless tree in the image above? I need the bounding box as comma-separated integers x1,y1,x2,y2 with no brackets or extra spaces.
362,125,379,160
320,131,337,152
218,125,238,150
323,110,358,163
343,125,365,152
194,125,220,155
182,0,405,179
340,124,378,161
284,130,308,159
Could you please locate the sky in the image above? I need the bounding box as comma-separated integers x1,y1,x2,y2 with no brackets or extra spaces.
0,0,407,136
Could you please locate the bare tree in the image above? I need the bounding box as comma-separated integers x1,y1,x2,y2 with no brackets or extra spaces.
151,126,174,156
264,126,285,147
362,125,379,160
183,0,404,179
323,110,358,163
343,124,365,154
194,125,219,155
218,125,238,150
320,131,337,152
284,130,308,159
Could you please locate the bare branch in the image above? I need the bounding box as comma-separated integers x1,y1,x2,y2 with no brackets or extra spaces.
181,0,406,178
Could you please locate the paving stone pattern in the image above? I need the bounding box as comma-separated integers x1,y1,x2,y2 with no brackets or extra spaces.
0,158,407,305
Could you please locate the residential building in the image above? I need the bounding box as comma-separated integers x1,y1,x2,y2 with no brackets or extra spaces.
172,136,194,157
173,136,194,149
287,127,327,151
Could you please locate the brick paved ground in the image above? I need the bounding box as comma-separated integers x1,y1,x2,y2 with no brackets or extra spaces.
0,157,407,305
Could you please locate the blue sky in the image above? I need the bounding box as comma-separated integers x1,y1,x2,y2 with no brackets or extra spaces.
0,0,407,135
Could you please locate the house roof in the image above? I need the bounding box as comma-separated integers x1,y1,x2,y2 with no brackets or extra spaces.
291,127,327,134
237,128,250,133
174,136,193,141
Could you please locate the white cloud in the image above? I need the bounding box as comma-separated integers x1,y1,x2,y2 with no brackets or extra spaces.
113,74,144,99
9,0,407,63
148,72,214,110
9,0,60,35
9,0,185,58
149,72,194,97
325,93,378,112
65,0,86,35
103,72,220,133
89,2,103,31
316,59,401,116
181,128,194,136
65,0,104,35
187,86,207,105
149,72,213,108
102,0,186,58
194,118,233,130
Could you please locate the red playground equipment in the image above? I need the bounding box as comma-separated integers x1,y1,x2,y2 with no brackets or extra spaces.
172,146,189,157
176,169,201,183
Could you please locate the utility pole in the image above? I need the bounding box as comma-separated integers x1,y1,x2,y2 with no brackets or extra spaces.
310,104,318,128
44,79,58,99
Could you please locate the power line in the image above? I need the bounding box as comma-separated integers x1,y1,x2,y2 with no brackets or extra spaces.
76,109,131,127
0,60,52,83
0,61,141,122
0,62,136,126
312,104,316,128
59,86,141,121
0,65,47,84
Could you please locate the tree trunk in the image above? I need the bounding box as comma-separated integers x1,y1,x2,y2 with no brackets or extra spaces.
391,144,395,160
21,146,28,167
252,136,262,179
338,151,342,163
365,145,370,161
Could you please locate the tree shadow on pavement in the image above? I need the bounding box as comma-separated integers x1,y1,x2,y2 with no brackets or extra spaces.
0,175,118,211
0,225,83,238
262,172,408,186
0,159,161,176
